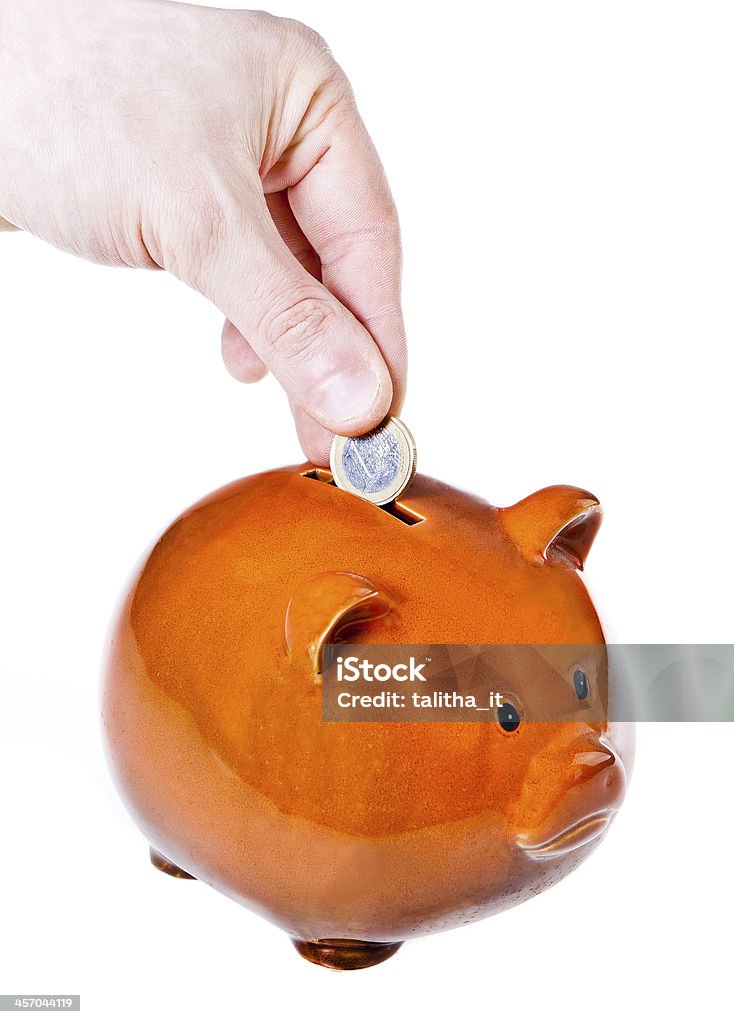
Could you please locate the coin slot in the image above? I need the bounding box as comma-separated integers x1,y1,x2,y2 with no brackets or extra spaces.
382,501,424,526
300,469,424,526
301,468,336,486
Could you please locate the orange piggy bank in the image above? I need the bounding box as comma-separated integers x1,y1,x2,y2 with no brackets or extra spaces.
102,466,632,969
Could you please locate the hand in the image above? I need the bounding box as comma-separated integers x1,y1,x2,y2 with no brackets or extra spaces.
0,0,406,464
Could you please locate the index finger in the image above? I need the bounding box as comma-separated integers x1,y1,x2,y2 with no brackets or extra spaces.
283,100,407,416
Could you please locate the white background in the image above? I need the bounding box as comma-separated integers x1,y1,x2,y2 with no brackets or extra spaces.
1,1,732,1022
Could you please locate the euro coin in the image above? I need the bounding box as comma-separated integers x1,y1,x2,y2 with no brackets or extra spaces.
330,416,417,506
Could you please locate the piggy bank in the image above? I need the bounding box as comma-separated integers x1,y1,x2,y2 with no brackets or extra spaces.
102,466,632,969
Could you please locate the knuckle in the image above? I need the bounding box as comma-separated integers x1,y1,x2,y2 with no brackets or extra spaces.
263,294,335,363
320,218,401,272
275,17,344,84
280,17,331,56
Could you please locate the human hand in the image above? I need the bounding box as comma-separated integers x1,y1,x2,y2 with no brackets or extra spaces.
0,0,406,464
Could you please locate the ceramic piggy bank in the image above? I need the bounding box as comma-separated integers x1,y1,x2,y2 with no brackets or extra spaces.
102,466,632,969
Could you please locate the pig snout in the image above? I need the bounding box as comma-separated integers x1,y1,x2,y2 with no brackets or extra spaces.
516,735,627,860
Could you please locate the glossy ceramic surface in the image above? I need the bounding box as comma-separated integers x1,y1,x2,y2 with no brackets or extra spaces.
102,466,632,969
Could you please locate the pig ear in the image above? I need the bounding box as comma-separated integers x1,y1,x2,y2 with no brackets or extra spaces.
285,572,394,676
500,485,602,569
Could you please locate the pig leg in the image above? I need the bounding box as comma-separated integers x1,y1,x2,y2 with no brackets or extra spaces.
291,938,403,970
149,846,196,880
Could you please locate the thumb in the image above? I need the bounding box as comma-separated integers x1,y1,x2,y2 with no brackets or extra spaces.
179,191,392,435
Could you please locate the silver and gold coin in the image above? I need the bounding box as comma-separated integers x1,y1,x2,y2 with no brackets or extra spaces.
330,416,417,506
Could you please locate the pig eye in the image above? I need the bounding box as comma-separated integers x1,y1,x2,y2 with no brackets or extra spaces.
573,669,590,701
498,701,521,732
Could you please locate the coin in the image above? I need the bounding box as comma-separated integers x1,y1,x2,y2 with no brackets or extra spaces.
330,416,417,506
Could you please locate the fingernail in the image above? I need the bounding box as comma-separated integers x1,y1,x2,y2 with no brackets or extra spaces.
313,367,382,427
